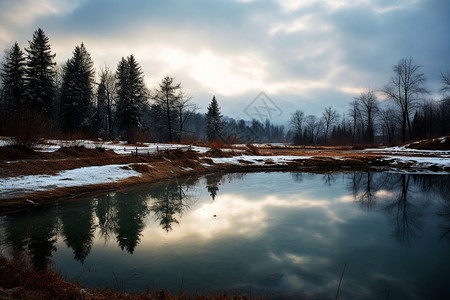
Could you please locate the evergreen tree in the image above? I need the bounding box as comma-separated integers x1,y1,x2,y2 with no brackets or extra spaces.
24,28,56,117
115,55,148,138
206,96,223,141
152,76,181,142
0,42,26,115
152,76,193,142
60,43,95,132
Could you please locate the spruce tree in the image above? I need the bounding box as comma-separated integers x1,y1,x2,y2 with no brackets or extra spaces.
96,74,108,133
0,42,26,115
60,43,95,132
115,55,148,138
206,96,223,141
24,28,56,117
152,76,182,142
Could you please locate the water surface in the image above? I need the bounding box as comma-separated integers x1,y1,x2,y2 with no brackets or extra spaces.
0,172,449,299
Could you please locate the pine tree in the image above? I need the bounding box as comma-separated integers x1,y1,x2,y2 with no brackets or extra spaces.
115,55,148,138
96,74,108,133
206,96,223,141
0,42,26,116
60,43,95,131
24,28,56,117
152,76,194,142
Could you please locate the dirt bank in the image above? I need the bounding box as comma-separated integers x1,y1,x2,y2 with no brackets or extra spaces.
0,144,448,215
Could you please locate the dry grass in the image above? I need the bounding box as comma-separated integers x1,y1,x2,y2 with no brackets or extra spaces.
245,144,260,155
405,136,450,150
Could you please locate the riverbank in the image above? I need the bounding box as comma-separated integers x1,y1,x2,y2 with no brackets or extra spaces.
1,137,449,215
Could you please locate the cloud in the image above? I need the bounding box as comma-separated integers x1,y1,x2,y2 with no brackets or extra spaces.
1,0,449,121
0,0,82,45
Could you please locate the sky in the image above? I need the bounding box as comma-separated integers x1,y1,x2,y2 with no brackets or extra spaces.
0,0,449,124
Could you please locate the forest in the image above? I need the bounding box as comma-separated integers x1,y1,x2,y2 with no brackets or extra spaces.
1,28,449,147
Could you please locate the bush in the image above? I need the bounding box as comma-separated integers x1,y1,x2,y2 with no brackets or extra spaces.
2,108,54,150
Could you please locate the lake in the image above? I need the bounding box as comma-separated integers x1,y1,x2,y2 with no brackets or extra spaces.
0,172,449,299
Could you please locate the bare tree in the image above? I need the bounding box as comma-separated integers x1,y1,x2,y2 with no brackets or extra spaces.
349,99,361,144
175,90,197,142
289,110,304,145
355,90,379,144
379,105,399,145
97,66,117,137
382,57,428,143
304,114,322,144
441,71,450,96
321,106,339,144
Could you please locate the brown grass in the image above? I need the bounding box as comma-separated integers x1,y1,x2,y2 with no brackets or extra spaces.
245,144,260,155
405,136,450,150
131,163,153,173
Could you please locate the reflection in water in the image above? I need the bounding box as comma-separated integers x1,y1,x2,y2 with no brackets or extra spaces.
114,192,149,253
95,193,118,242
350,173,450,245
205,174,221,200
0,172,449,298
60,201,95,263
149,179,198,232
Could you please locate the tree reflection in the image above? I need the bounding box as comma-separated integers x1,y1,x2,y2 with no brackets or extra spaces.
59,201,95,264
380,174,424,245
322,173,336,186
149,179,198,232
114,192,149,253
3,207,59,270
347,172,447,245
205,173,222,200
349,172,379,211
95,194,118,242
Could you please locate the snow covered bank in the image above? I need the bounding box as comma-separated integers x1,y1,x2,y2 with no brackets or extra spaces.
209,155,312,166
0,164,142,198
380,156,450,170
34,139,212,154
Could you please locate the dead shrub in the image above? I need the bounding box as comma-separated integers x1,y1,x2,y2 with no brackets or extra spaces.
0,145,39,160
2,107,55,150
131,163,152,173
125,128,151,144
245,143,260,155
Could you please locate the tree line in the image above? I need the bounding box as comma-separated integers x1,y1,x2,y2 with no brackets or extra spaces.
0,28,287,145
1,28,449,146
288,57,450,146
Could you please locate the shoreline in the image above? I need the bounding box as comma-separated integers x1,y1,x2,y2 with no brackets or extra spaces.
1,145,448,215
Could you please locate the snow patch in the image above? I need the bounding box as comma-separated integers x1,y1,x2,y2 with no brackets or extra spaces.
0,164,141,198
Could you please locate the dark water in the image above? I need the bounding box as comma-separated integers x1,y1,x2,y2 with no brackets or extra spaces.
1,172,449,299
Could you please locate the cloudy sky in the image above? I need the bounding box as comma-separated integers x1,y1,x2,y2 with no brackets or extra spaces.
1,0,449,124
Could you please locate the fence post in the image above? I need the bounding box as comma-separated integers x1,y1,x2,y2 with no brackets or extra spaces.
135,147,138,156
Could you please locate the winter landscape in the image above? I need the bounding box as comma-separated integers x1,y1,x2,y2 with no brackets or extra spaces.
1,0,450,299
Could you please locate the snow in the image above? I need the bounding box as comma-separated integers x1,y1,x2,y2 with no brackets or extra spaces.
210,155,312,166
1,137,449,199
381,156,450,169
33,139,212,154
0,164,142,198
